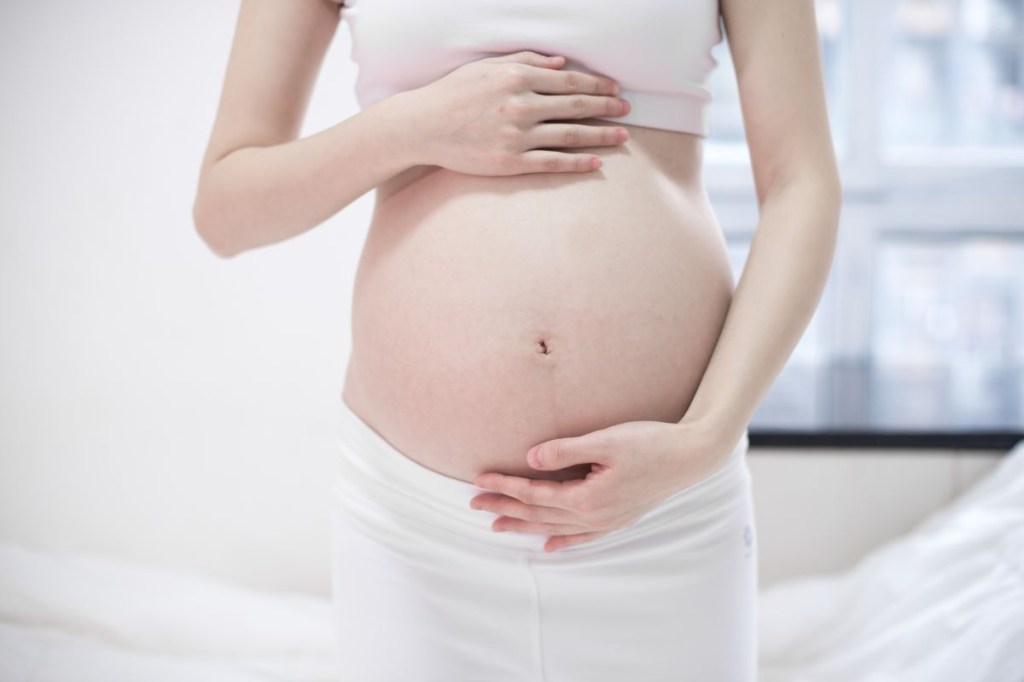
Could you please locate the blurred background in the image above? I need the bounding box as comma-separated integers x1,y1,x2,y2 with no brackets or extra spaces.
710,0,1024,435
0,0,1021,602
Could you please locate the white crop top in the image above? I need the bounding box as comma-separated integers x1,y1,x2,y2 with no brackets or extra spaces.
338,0,724,137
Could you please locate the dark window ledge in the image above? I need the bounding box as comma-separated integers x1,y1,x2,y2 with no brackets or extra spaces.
749,429,1024,451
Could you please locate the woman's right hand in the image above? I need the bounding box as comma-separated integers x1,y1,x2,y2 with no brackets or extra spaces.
405,50,632,176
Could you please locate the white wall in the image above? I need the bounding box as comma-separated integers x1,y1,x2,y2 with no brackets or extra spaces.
0,1,371,597
0,2,1008,599
750,448,1003,587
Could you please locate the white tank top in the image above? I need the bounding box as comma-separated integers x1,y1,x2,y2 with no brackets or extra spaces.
338,0,724,136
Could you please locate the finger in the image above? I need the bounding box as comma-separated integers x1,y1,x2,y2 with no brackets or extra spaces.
492,516,593,536
515,149,603,174
486,50,565,69
544,530,612,553
472,493,578,524
525,122,627,150
530,437,612,472
539,93,630,122
529,66,620,97
474,473,587,510
472,492,553,519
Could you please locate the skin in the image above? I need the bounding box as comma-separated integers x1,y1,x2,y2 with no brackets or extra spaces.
194,0,841,554
474,0,843,552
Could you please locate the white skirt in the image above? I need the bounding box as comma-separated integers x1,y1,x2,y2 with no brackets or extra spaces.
330,396,758,681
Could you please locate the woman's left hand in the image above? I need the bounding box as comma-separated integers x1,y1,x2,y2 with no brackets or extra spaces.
469,419,720,553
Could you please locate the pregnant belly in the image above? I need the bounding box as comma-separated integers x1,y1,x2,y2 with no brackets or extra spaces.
341,121,735,485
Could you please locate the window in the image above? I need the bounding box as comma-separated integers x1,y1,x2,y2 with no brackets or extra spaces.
871,234,1024,428
884,0,1024,153
707,0,1024,436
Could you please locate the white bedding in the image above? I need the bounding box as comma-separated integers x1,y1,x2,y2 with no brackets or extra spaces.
759,438,1024,682
2,439,1022,682
0,544,339,682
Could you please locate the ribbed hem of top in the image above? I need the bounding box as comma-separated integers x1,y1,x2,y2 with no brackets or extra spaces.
594,87,710,136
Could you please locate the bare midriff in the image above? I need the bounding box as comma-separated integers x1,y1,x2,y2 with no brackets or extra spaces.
341,117,735,485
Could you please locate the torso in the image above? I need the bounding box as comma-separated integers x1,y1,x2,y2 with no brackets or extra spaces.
341,117,735,485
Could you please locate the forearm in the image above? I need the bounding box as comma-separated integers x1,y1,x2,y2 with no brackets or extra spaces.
679,178,842,450
192,91,423,258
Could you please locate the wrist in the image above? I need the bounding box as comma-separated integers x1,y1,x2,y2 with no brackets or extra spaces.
675,414,746,462
378,88,435,169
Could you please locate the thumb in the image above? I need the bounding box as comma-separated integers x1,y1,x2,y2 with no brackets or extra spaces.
527,436,596,470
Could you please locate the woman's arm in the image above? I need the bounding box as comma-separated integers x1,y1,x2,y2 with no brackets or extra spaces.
192,0,422,258
678,0,843,450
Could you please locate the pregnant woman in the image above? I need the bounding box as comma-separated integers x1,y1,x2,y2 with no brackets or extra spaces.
193,0,841,679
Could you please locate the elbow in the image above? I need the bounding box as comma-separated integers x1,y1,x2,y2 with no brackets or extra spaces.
828,178,843,232
822,164,844,216
807,168,843,216
802,172,843,230
817,179,842,244
820,178,842,226
192,193,238,259
826,170,843,209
